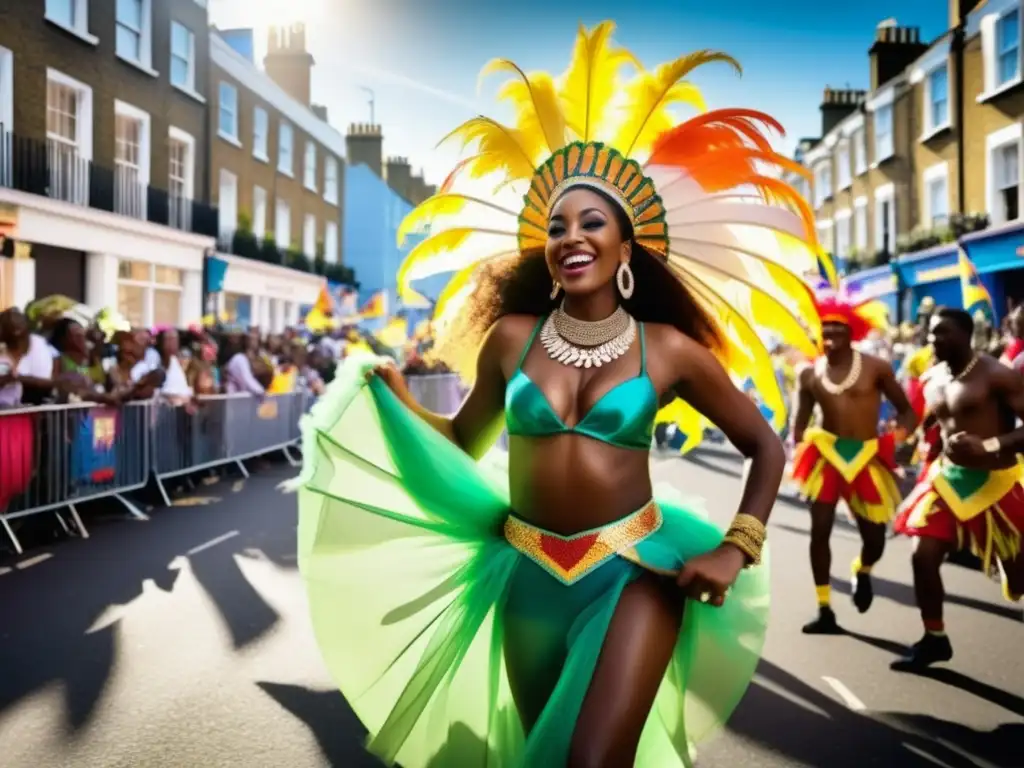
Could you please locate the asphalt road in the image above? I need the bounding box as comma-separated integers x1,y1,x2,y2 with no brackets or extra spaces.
0,449,1021,768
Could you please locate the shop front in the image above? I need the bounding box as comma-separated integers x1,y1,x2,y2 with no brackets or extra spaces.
841,264,899,323
209,252,323,333
0,188,210,324
959,222,1024,321
893,245,961,320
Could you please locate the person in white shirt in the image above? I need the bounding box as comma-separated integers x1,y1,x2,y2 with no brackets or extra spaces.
0,308,55,407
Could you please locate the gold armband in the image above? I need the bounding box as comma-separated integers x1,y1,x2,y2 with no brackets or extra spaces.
723,513,767,567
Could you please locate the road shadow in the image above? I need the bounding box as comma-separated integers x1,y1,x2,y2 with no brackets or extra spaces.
0,466,298,733
258,683,384,767
728,659,1003,767
842,631,1024,718
262,658,1007,768
830,571,1022,621
259,683,503,768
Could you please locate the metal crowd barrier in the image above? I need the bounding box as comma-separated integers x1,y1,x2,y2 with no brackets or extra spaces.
0,392,308,555
150,392,307,506
405,373,510,449
0,401,151,554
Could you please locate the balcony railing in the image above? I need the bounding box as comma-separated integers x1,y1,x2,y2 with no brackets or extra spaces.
114,161,146,219
0,126,219,239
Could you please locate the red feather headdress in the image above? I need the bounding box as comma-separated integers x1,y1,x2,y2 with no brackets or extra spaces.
815,292,874,343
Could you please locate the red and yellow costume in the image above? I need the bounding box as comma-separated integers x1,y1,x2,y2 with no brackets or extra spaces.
895,458,1024,577
790,293,902,523
792,428,902,522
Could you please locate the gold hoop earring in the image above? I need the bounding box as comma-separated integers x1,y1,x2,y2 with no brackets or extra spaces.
550,280,561,300
616,262,634,299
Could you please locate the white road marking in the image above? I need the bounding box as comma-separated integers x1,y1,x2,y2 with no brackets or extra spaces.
0,566,12,577
16,553,53,570
902,743,957,767
185,530,239,556
231,480,245,493
821,676,866,711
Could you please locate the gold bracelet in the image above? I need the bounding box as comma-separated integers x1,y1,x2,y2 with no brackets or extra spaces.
724,514,766,566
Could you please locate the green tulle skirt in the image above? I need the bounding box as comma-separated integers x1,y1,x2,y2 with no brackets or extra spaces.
291,355,771,767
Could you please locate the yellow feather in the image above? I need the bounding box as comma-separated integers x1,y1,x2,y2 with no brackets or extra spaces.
612,51,740,156
397,194,520,247
560,21,640,141
479,59,567,162
438,117,536,182
396,227,517,301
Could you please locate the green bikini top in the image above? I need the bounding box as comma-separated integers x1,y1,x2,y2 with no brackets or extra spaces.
504,316,657,451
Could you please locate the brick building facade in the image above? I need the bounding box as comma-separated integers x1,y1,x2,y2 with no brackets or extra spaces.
207,25,344,330
0,0,217,324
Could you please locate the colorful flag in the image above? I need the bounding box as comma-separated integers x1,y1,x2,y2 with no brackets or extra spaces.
958,249,994,322
313,283,334,315
359,291,388,319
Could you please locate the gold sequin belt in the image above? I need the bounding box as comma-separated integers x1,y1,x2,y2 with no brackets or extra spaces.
503,501,663,585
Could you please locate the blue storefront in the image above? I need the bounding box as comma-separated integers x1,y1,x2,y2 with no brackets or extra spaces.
893,244,962,321
960,222,1024,323
841,264,899,323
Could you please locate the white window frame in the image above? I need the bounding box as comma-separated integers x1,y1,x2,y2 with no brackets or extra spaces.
304,141,317,192
836,140,851,191
278,121,294,177
874,183,897,256
117,260,183,328
303,213,316,257
113,99,151,188
115,0,155,76
324,221,339,264
853,129,867,176
980,5,1023,99
0,46,12,134
168,126,195,201
44,0,98,46
921,62,951,140
218,82,240,145
218,168,238,239
814,161,832,208
253,107,269,161
986,122,1023,225
252,185,267,238
854,197,868,252
169,21,196,93
834,209,852,260
275,198,291,247
46,68,93,161
923,162,950,226
873,104,894,163
324,156,339,205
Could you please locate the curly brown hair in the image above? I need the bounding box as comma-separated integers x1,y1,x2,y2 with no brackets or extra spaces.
429,186,725,381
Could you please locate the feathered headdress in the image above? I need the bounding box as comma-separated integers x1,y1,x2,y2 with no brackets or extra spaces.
815,292,876,343
396,21,829,430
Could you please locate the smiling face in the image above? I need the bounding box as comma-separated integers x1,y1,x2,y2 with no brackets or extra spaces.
544,187,631,297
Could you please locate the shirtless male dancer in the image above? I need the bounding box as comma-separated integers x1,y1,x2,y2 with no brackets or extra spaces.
792,293,918,634
893,307,1024,669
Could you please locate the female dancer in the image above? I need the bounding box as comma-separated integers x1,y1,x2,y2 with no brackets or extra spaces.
294,22,821,767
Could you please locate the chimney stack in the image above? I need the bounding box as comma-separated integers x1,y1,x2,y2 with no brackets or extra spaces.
385,156,413,201
820,88,867,136
264,23,315,106
868,20,929,90
346,123,383,177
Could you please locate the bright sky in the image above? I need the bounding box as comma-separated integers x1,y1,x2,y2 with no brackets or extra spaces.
208,0,947,187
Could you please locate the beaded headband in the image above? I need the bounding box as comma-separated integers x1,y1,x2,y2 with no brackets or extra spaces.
516,142,669,258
